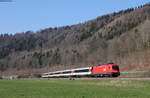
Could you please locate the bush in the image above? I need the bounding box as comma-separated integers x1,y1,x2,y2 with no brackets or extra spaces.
30,73,41,78
144,70,150,77
0,76,3,79
17,74,29,79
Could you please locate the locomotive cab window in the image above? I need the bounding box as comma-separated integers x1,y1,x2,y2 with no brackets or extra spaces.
112,66,119,70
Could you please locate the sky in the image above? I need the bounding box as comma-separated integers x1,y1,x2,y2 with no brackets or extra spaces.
0,0,150,34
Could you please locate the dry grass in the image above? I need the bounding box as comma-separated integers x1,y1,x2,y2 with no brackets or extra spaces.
78,80,144,88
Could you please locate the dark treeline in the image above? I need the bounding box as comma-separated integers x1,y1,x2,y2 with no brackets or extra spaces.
0,3,150,73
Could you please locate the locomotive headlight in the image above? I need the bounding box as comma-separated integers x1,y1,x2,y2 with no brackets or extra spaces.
104,68,106,71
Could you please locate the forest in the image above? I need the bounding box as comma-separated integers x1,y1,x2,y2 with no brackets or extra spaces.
0,3,150,75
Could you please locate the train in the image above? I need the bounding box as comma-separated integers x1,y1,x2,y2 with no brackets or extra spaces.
41,63,120,78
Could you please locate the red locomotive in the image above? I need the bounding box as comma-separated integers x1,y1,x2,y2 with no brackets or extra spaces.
91,63,120,77
42,63,120,78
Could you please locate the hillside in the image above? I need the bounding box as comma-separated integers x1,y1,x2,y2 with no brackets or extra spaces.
0,3,150,75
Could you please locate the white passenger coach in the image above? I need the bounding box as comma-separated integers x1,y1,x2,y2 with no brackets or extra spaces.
42,67,92,78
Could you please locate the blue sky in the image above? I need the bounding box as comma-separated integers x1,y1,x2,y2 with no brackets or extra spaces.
0,0,150,34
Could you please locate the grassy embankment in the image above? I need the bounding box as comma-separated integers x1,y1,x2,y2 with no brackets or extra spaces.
120,72,145,78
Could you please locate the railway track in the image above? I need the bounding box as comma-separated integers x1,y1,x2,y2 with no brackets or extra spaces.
43,77,150,81
77,77,150,80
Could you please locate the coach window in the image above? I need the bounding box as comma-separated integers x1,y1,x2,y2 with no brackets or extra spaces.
63,71,71,74
75,69,89,73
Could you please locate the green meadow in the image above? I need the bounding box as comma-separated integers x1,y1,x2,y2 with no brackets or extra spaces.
0,79,150,98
